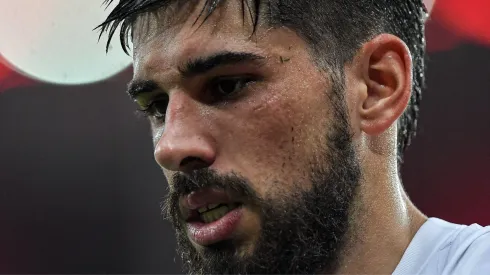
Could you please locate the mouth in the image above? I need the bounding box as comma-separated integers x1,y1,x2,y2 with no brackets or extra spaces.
181,189,245,246
193,202,242,223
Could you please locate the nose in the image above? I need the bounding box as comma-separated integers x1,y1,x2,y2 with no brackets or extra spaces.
154,93,216,172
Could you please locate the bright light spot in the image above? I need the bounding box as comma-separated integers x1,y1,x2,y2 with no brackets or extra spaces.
0,0,132,85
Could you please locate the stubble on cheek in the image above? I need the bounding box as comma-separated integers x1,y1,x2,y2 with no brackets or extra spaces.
232,82,328,199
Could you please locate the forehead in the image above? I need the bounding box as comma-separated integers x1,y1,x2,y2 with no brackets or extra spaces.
130,0,290,72
133,1,255,49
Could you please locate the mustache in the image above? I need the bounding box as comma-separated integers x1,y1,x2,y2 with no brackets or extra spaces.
161,169,261,222
171,169,257,197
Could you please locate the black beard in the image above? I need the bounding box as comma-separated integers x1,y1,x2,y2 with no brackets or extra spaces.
162,86,361,274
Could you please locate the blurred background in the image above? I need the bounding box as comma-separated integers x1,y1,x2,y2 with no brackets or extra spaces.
0,0,489,273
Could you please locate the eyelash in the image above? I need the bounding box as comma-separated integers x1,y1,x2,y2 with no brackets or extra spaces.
137,98,167,120
137,75,257,121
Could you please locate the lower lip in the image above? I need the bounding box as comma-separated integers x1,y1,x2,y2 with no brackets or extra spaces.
186,206,243,246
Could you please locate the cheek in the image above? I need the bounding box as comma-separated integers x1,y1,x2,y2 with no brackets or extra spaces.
236,103,297,195
215,81,328,196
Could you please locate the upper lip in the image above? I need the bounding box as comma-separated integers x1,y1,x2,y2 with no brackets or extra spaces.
180,188,240,221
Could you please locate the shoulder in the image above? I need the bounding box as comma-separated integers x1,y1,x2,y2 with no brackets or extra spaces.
441,222,490,274
393,218,490,275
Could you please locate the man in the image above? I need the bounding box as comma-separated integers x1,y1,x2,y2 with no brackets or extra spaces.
98,0,490,274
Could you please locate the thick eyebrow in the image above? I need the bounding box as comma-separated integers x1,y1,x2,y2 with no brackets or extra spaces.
127,51,265,99
179,51,265,78
127,79,159,99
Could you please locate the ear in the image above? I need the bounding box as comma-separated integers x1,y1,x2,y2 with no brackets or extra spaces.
358,34,413,136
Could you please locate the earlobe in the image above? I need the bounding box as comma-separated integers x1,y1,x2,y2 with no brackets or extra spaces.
359,34,413,136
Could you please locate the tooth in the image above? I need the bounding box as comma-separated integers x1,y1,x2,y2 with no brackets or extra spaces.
219,205,229,215
207,212,214,222
213,206,228,220
214,209,223,220
214,211,223,221
198,207,208,213
208,211,217,222
200,205,233,223
208,203,219,210
202,213,211,223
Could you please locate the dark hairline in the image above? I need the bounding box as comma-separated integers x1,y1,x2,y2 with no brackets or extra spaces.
96,0,263,54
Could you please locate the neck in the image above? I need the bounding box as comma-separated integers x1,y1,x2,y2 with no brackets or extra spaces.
335,155,427,274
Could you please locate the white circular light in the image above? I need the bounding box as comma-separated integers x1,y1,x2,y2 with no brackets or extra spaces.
0,0,132,85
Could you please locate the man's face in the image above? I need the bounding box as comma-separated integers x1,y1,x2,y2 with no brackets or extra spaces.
131,1,361,273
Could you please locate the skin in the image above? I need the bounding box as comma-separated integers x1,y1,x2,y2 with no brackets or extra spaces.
129,0,427,273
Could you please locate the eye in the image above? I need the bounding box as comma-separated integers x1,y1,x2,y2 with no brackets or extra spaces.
138,95,169,120
209,76,253,99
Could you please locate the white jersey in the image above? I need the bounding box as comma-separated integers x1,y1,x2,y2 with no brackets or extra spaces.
393,217,490,274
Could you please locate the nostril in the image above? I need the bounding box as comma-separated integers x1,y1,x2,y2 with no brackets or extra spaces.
180,156,209,171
